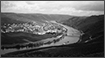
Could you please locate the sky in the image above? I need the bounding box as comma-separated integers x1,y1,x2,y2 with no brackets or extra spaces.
1,1,104,16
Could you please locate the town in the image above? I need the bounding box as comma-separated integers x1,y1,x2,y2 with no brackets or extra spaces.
1,21,67,35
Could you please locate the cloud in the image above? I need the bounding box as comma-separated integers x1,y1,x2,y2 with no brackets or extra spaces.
1,1,104,16
55,1,104,11
1,1,40,12
26,1,36,5
1,1,16,8
75,1,104,11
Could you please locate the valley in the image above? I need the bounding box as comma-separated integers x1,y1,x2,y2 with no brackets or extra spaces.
1,13,104,57
1,20,81,55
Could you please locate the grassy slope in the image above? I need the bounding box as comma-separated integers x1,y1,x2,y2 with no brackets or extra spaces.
1,32,61,45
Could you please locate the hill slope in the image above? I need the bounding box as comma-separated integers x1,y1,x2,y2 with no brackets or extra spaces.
1,13,74,24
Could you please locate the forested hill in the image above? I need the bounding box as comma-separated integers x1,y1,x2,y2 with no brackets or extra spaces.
62,15,104,31
1,12,76,24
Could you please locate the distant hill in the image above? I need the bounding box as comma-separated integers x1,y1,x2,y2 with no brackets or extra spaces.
62,15,104,31
1,12,75,25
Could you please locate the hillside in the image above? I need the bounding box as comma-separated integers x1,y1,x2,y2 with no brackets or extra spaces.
1,13,74,24
62,15,104,31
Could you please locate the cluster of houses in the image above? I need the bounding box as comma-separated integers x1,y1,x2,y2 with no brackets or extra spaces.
1,22,67,35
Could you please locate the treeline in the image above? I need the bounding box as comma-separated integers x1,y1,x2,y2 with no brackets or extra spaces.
1,35,64,50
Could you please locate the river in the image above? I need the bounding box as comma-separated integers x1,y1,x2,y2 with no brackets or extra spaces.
1,22,81,55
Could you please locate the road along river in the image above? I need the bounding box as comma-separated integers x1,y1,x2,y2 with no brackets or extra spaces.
1,22,81,55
